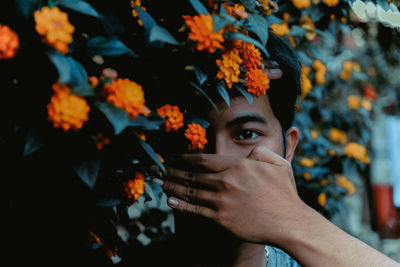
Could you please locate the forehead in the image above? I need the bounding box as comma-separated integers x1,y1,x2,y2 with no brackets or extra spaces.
205,94,281,130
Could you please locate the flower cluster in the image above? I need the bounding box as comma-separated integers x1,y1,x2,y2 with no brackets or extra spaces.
34,6,75,54
184,123,208,151
344,142,370,164
103,78,145,120
0,25,19,59
47,83,90,131
123,171,146,205
156,104,184,132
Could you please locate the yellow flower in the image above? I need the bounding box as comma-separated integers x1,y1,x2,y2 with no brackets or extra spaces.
301,65,312,98
310,129,318,139
216,47,242,88
329,128,347,144
292,0,311,9
183,14,224,53
34,6,75,54
323,0,339,6
270,23,290,36
339,61,360,80
347,95,361,109
318,192,327,206
0,25,19,59
312,59,327,85
320,179,329,186
300,16,316,41
344,142,370,164
337,175,356,195
103,78,145,120
361,99,372,111
304,172,312,181
47,83,90,131
299,157,314,167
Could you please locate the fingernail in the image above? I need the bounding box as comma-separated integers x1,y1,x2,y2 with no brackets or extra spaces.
168,197,179,207
152,178,164,186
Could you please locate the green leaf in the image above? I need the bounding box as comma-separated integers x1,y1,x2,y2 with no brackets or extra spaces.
47,51,93,96
96,102,130,135
189,0,209,15
58,0,100,18
216,80,230,107
189,80,218,111
138,139,166,174
290,25,307,37
73,158,101,189
87,36,138,57
234,84,253,105
224,32,270,58
194,66,208,85
15,0,40,18
247,14,269,46
148,25,179,45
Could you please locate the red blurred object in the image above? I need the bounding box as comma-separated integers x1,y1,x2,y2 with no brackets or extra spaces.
373,184,399,239
363,84,377,101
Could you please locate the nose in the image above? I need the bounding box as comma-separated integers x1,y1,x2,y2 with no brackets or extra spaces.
213,134,233,156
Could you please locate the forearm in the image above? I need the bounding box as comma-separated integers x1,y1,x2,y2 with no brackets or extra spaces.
281,203,399,267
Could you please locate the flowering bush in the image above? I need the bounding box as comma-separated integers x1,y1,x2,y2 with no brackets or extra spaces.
2,0,399,263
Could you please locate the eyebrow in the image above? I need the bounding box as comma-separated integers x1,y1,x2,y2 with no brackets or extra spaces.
226,113,268,128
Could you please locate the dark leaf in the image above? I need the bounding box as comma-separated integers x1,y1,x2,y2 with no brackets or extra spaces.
73,158,101,189
290,25,307,37
96,197,121,207
212,14,235,32
216,80,230,107
127,113,165,130
58,0,100,18
23,128,45,156
234,83,253,105
193,66,208,85
15,0,39,17
134,6,157,31
148,25,179,45
139,139,166,174
247,14,269,46
189,0,209,15
87,36,138,57
189,80,218,111
224,32,270,58
185,115,210,129
96,102,131,135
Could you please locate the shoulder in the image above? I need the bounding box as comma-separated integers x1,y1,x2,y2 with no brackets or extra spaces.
266,246,302,267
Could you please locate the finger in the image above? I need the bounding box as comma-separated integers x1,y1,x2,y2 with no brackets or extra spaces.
167,196,217,219
162,179,218,206
167,154,235,172
265,68,283,80
247,146,286,166
166,166,218,189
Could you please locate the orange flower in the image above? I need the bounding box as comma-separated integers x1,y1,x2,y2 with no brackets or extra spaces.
47,83,90,131
299,157,314,167
0,25,19,59
323,0,339,7
216,47,242,88
310,129,319,139
312,60,327,85
270,13,291,36
94,132,111,150
34,6,75,54
185,123,208,151
329,128,347,144
304,172,312,181
183,14,224,53
103,78,145,120
363,84,377,100
156,104,184,132
88,230,117,259
361,99,372,111
300,16,316,41
236,41,262,70
224,3,248,19
245,67,270,96
292,0,311,9
320,178,329,186
344,142,370,164
301,65,312,98
318,192,327,206
123,171,146,205
130,0,146,26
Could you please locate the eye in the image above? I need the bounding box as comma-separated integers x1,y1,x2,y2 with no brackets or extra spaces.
235,129,260,141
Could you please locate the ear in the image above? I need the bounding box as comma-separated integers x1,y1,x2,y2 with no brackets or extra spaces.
285,126,299,163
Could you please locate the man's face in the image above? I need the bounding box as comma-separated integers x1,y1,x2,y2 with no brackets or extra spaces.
204,94,285,159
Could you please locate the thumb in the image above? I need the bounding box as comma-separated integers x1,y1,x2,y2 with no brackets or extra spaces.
247,146,297,192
